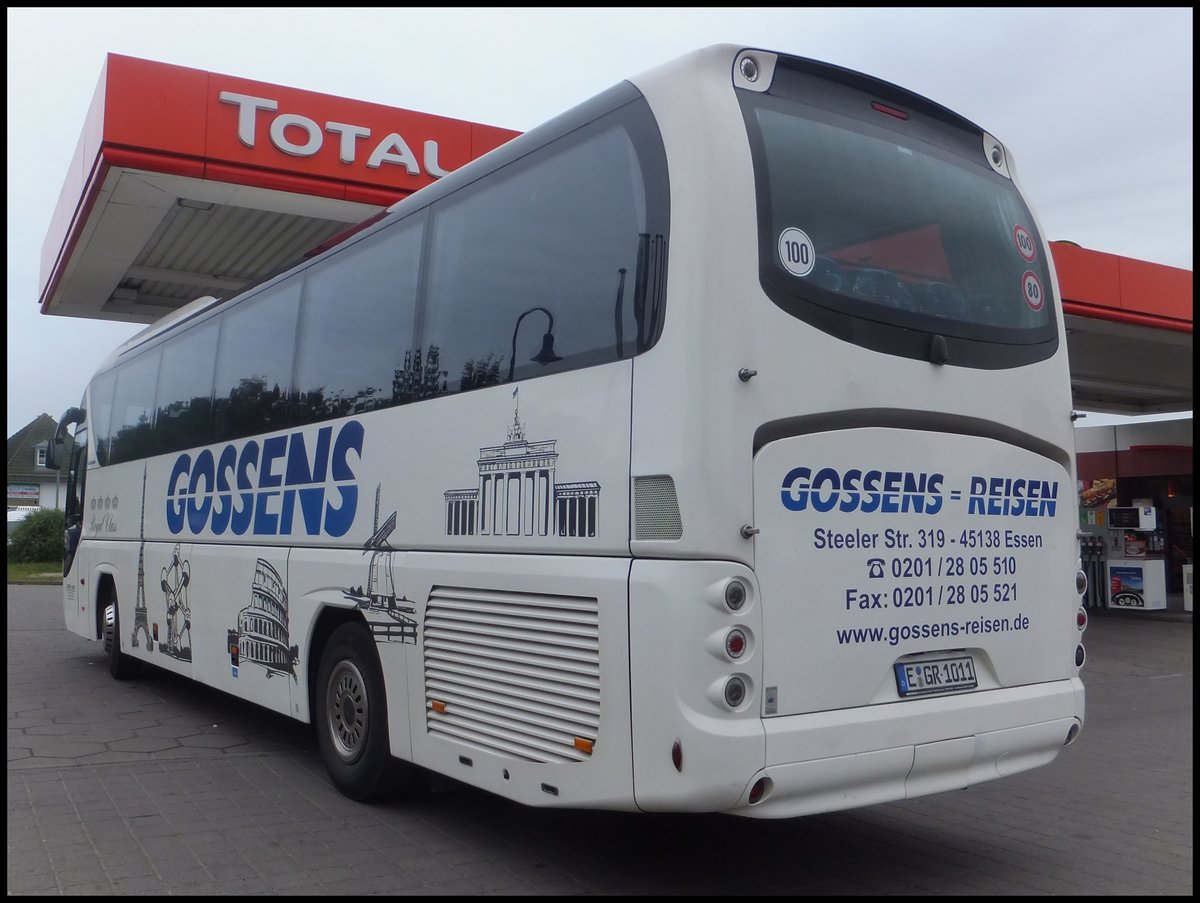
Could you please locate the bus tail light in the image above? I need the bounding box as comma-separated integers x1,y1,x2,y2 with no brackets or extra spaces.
724,676,747,708
671,739,683,772
725,628,747,659
1075,644,1086,668
1075,569,1088,596
1077,607,1088,630
724,579,747,611
708,675,753,710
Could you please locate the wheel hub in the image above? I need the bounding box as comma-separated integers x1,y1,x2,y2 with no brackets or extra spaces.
326,660,368,764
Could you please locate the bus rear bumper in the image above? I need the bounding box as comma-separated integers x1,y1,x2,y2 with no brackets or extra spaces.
732,677,1084,818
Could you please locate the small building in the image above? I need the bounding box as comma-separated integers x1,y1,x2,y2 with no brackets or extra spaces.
6,414,71,510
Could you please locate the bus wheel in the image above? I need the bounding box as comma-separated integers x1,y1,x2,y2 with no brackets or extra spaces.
103,596,141,680
316,623,411,801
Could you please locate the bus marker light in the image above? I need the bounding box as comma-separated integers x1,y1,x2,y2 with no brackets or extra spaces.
573,737,594,755
431,699,446,713
871,101,909,121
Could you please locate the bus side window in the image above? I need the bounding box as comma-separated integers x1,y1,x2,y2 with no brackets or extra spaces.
211,277,302,442
63,423,87,574
89,370,116,466
421,100,667,393
293,215,424,422
63,424,87,526
108,349,161,465
153,319,219,456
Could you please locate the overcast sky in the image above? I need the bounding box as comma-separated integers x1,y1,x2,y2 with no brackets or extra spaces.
6,7,1193,438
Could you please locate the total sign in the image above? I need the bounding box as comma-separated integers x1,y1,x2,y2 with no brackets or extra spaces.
83,55,521,198
219,91,455,178
197,65,519,195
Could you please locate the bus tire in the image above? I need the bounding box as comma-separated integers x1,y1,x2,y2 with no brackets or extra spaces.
316,622,408,802
103,595,141,680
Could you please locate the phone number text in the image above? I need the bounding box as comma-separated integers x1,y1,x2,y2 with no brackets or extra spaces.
846,582,1018,610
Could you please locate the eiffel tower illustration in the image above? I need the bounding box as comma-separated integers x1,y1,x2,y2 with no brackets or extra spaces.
131,465,153,651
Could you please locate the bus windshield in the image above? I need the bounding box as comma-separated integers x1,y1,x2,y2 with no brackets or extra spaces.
740,62,1058,366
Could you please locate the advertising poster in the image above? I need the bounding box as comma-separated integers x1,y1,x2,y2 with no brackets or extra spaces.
1109,565,1145,608
1078,478,1116,527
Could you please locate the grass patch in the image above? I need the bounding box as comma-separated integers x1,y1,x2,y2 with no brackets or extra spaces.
7,560,63,584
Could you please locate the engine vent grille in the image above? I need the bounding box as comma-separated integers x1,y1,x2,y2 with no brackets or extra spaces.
634,475,683,540
424,586,600,763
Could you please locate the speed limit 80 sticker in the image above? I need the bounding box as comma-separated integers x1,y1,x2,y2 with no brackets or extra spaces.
778,227,816,277
1021,270,1044,311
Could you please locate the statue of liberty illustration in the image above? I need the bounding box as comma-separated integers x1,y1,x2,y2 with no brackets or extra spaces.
130,465,153,651
343,485,417,642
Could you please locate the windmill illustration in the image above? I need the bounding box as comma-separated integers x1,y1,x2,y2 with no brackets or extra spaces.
343,485,417,643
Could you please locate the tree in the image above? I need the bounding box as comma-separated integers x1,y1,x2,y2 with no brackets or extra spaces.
8,509,65,563
460,352,503,391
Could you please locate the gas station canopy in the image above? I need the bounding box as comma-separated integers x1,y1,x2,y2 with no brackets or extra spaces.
38,54,519,323
39,54,1193,416
1053,243,1192,415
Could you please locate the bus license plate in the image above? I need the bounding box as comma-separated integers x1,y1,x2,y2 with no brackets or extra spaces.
894,655,977,698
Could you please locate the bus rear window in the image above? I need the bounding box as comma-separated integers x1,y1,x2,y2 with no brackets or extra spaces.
740,67,1058,369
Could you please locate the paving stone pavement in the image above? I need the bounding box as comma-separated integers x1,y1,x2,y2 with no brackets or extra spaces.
7,583,1193,895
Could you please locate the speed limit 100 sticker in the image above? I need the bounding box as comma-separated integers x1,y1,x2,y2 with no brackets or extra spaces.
1022,270,1044,311
778,227,816,277
1013,224,1037,262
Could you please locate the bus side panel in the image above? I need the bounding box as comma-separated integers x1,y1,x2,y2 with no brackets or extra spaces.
85,541,195,679
187,544,294,719
287,548,414,749
403,552,636,811
628,559,766,812
374,362,634,558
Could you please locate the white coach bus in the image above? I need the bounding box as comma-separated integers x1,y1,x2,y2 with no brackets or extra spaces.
53,44,1087,817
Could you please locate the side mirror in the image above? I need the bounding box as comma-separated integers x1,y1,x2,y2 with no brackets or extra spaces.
45,440,62,472
48,406,86,471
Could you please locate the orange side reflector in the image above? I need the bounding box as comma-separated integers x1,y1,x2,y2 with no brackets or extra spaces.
431,700,446,713
573,737,594,755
